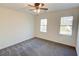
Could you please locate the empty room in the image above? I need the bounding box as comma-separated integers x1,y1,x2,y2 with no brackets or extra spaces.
0,3,79,56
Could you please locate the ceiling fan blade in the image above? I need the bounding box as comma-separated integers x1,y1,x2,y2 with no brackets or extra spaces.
28,4,35,7
29,9,35,10
40,8,48,10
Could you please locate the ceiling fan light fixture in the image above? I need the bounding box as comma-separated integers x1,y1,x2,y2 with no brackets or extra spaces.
33,9,37,12
33,9,40,13
37,9,40,13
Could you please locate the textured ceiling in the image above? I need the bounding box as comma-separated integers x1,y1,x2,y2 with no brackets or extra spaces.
0,3,79,14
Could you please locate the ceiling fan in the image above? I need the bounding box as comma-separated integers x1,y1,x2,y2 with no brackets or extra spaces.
27,3,48,13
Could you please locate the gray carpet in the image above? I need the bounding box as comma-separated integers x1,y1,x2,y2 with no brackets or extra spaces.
0,37,77,56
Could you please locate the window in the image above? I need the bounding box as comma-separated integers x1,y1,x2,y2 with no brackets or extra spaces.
59,16,73,35
40,19,47,32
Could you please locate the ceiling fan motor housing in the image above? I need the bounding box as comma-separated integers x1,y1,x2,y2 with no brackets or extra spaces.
35,3,40,6
34,3,44,9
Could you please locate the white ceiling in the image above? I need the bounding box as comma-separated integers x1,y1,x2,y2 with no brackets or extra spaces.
0,3,79,15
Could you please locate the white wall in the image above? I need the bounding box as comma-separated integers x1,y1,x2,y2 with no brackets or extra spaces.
35,7,79,47
76,21,79,55
0,7,34,49
76,13,79,55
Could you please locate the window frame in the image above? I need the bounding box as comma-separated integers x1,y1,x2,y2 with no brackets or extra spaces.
59,16,73,36
40,18,47,32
